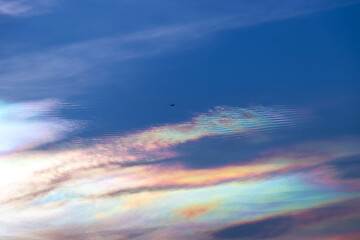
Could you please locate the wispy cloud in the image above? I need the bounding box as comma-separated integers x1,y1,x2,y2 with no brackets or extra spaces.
0,18,228,99
0,0,55,16
1,0,359,99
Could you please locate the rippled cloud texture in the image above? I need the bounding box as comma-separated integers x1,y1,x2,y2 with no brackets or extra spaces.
0,100,359,240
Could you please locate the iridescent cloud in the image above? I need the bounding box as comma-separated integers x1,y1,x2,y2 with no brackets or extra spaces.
0,100,359,240
0,105,302,204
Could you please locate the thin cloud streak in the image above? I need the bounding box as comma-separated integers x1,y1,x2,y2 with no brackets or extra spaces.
1,0,359,99
0,0,55,16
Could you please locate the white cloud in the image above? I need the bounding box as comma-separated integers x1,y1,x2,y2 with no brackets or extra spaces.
0,99,77,154
0,0,55,16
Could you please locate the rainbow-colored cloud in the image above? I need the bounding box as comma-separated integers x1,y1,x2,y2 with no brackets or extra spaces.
0,100,359,240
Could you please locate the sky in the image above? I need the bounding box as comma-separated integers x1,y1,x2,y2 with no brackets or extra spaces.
0,0,360,239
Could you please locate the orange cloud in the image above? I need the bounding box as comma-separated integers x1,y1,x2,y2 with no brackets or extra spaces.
177,202,217,220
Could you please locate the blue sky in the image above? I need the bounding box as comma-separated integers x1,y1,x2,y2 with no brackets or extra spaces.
0,1,360,239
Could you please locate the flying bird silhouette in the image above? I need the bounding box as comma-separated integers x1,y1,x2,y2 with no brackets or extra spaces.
170,103,175,107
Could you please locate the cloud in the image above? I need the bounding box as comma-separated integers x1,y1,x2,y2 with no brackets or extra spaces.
0,18,228,99
213,216,294,239
212,198,360,239
0,101,359,239
0,105,301,204
58,137,360,201
0,99,77,154
329,155,360,180
176,202,218,220
1,0,359,99
4,172,357,240
0,0,55,16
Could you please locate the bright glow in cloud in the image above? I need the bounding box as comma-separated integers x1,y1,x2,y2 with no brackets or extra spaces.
0,99,76,154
